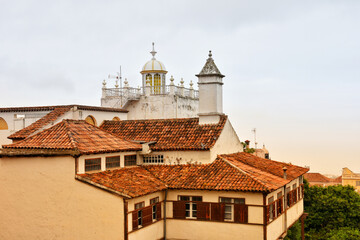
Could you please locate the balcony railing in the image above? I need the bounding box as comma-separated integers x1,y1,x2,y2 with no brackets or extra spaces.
103,85,199,100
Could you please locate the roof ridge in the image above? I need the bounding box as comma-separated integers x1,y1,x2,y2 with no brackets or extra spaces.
63,120,79,149
218,155,275,191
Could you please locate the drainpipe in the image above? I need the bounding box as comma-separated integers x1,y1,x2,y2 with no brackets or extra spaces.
163,189,168,240
123,199,128,240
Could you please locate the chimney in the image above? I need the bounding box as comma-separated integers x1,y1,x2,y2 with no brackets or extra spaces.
283,167,288,180
196,51,225,125
244,140,250,149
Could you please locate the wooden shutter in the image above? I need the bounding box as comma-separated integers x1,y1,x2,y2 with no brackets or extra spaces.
132,211,138,230
156,202,162,220
173,201,186,219
211,203,225,221
266,205,270,224
197,202,210,220
142,206,152,227
234,204,248,223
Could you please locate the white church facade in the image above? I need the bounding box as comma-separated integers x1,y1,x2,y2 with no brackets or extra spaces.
0,45,308,240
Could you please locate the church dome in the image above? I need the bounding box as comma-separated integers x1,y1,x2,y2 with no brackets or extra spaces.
142,59,166,72
140,43,168,74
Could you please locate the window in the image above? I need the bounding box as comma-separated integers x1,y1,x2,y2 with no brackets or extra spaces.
220,197,245,221
179,196,202,218
268,197,274,221
106,156,120,169
125,155,137,166
143,155,164,164
286,187,290,208
356,181,360,186
276,192,284,216
85,158,101,172
154,74,161,94
0,117,8,130
292,183,297,189
85,115,97,126
150,197,159,221
112,116,120,121
135,202,145,227
299,175,304,184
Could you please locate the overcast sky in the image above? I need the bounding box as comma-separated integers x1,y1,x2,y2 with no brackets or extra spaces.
1,0,359,175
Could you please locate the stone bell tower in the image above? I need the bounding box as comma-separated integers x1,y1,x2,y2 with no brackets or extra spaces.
196,51,225,125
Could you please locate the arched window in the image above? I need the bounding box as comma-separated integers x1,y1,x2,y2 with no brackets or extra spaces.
154,74,161,94
112,116,120,121
0,117,8,130
85,115,97,126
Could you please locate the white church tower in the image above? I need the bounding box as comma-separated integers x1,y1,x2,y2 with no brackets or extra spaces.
196,51,224,124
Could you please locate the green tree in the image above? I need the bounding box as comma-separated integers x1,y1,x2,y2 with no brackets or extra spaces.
303,181,360,240
326,227,360,240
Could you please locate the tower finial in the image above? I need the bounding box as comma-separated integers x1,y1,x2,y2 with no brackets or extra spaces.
208,50,212,58
150,42,157,60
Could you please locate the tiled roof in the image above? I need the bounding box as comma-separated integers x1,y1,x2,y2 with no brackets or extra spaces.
221,152,309,181
100,116,227,151
8,106,72,139
0,104,127,113
77,167,167,198
77,152,307,198
333,176,342,183
3,120,141,154
304,173,331,183
144,158,276,192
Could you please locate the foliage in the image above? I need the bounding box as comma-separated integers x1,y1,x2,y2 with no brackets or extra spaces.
303,180,360,240
284,220,301,240
326,227,360,240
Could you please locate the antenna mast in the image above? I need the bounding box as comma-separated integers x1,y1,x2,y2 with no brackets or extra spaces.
252,128,258,149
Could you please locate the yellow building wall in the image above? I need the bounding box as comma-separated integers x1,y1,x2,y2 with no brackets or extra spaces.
167,219,263,240
0,155,124,240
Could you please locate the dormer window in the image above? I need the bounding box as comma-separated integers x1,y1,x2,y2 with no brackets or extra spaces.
85,158,101,172
106,156,120,169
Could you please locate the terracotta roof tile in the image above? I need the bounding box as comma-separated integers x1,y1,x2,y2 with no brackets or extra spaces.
3,120,141,154
221,152,309,181
77,167,167,198
78,152,307,197
304,173,331,183
8,106,72,139
100,116,227,151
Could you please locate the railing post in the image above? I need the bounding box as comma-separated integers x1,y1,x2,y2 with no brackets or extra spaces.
169,75,175,95
180,78,184,97
189,80,194,98
102,79,107,98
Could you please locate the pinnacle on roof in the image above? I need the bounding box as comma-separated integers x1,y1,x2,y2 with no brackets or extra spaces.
197,50,225,77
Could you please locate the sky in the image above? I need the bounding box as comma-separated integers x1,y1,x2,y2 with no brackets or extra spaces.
0,0,359,175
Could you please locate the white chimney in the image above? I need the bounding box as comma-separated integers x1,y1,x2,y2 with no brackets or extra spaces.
196,51,225,125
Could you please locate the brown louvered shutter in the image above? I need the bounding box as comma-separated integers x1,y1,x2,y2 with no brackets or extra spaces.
132,211,138,230
266,205,270,224
173,201,186,219
142,206,152,227
234,204,248,223
156,202,162,220
197,202,210,220
211,203,225,221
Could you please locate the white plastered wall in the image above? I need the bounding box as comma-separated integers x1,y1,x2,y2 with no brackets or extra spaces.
166,189,264,240
143,150,211,165
210,118,243,162
127,192,165,240
78,151,139,174
125,95,198,120
0,155,124,240
266,177,305,240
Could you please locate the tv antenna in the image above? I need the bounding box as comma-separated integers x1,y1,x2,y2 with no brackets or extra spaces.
252,128,258,149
